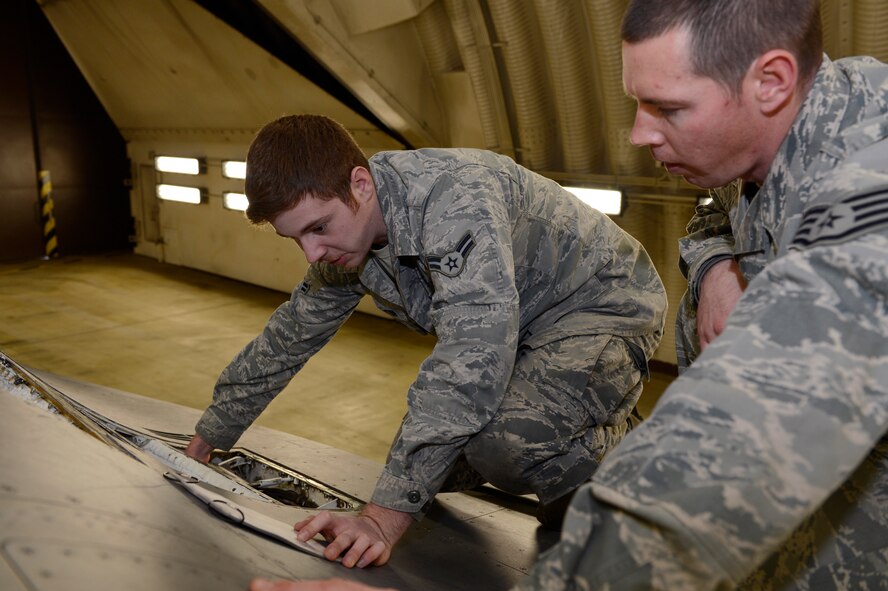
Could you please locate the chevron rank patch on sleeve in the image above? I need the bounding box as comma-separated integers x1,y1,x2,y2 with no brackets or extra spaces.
793,189,888,248
428,232,476,277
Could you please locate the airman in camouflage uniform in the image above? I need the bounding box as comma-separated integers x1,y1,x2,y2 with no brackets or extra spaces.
187,115,666,568
515,1,888,589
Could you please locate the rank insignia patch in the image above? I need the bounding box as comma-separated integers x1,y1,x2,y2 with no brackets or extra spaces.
428,232,476,277
793,189,888,248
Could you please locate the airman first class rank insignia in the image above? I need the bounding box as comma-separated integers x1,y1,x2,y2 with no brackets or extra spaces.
793,189,888,248
428,232,476,277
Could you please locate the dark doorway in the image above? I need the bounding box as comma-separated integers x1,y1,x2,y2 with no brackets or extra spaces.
0,0,131,262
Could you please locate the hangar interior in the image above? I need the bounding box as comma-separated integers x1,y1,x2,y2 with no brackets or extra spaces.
2,0,887,464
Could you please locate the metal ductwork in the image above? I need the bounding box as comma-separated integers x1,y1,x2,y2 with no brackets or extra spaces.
535,0,604,174
443,0,509,153
855,0,888,59
487,0,557,170
584,0,647,177
416,1,463,73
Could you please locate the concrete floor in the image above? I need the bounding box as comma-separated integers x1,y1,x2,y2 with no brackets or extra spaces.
0,252,674,463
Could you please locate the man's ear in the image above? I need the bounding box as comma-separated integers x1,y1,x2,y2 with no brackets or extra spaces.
350,166,375,204
750,49,799,115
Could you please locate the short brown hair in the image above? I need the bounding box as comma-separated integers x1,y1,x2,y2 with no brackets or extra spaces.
621,0,822,95
244,114,370,224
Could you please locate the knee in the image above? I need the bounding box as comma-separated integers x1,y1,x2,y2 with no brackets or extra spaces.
463,431,545,493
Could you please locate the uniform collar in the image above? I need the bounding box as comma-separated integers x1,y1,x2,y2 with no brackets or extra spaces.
764,56,844,188
750,56,847,224
730,56,846,253
370,156,423,258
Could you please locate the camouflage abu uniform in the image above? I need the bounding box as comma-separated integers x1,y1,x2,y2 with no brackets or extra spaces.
518,56,888,589
194,148,666,516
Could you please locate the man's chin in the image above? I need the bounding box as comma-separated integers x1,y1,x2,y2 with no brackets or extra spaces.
681,175,707,188
662,163,720,188
677,172,721,190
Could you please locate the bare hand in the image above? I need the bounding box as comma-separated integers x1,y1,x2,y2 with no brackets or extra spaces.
294,504,413,568
249,577,396,591
184,433,214,463
697,258,745,350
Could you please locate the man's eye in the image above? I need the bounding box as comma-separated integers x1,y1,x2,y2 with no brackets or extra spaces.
313,224,327,233
658,107,679,118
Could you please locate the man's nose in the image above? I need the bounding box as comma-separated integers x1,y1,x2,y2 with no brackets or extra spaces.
628,109,663,147
300,238,325,264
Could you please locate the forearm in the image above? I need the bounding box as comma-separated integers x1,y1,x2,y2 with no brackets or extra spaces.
515,486,733,591
194,342,291,450
370,425,471,517
373,302,518,515
678,182,739,297
196,273,361,449
194,379,280,450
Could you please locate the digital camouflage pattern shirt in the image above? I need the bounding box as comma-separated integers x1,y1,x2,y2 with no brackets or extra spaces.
194,148,666,517
518,55,888,590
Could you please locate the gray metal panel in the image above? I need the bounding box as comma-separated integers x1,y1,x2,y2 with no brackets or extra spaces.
0,358,557,590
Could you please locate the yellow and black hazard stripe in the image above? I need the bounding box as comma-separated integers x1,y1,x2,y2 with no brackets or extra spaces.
39,170,58,258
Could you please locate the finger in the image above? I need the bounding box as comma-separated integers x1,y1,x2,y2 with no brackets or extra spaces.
324,531,357,562
295,511,333,542
365,540,391,567
697,325,710,349
341,534,373,568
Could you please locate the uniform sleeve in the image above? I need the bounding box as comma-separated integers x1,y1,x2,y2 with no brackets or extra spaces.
194,264,364,450
371,169,521,516
517,221,888,589
678,182,738,305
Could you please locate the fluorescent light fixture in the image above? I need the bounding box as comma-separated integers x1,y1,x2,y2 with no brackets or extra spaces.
155,156,201,175
698,195,713,206
564,186,623,215
223,192,249,211
222,160,247,180
156,184,204,205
